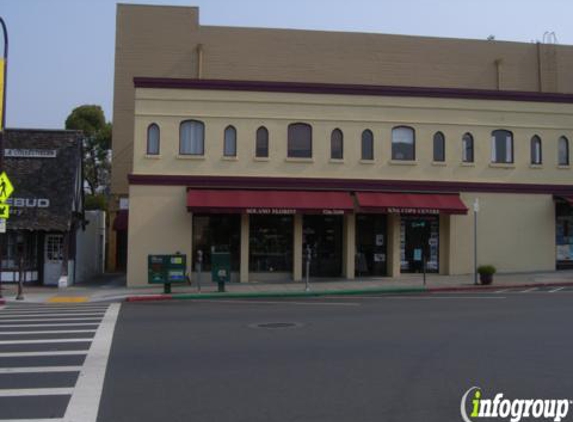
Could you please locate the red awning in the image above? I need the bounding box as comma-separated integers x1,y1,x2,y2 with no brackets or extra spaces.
113,210,129,231
187,190,354,214
356,192,468,215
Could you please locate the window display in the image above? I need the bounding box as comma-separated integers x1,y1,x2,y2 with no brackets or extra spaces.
249,215,293,272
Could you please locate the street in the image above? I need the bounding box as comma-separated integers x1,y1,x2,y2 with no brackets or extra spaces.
97,288,572,422
1,288,572,421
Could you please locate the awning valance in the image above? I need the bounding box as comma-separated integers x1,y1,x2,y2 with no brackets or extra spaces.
187,190,354,214
356,192,468,215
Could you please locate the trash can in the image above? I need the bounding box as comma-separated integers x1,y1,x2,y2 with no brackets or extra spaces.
211,245,231,292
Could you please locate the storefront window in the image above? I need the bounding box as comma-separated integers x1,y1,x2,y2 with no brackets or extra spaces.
249,215,293,272
303,215,343,277
2,231,39,270
400,216,439,273
192,214,240,271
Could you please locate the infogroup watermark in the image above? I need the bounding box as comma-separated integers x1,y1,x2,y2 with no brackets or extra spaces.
461,387,572,422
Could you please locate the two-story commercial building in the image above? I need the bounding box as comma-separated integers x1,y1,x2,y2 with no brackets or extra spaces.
112,4,573,286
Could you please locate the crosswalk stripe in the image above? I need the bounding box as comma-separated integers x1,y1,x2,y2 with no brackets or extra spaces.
0,366,82,374
0,329,97,335
0,323,100,328
0,313,105,319
0,387,73,397
0,338,93,345
0,351,87,357
0,317,103,323
0,419,62,422
0,308,108,315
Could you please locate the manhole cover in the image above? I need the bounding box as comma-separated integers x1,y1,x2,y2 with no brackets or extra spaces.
249,322,304,329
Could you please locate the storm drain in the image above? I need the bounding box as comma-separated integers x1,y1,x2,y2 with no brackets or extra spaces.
249,322,304,330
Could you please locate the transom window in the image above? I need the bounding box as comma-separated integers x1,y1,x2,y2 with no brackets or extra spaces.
256,126,269,158
146,123,160,155
179,120,205,155
491,129,514,164
331,129,343,160
361,129,374,160
224,125,237,157
531,135,542,165
288,123,312,158
433,132,445,162
558,136,570,166
462,133,474,163
392,126,415,161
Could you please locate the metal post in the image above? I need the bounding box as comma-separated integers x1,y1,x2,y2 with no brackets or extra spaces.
0,17,9,299
473,198,479,285
16,255,23,300
305,245,311,292
195,249,202,293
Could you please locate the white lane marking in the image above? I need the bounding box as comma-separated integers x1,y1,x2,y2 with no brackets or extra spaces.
494,289,509,294
520,288,538,293
0,323,100,328
0,317,103,323
0,366,82,374
0,338,93,345
0,313,105,319
0,351,87,357
0,388,73,397
0,330,96,335
64,303,120,422
194,299,360,306
383,296,506,300
2,305,109,311
549,287,566,293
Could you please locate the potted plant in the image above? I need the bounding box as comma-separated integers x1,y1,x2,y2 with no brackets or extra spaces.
477,265,496,285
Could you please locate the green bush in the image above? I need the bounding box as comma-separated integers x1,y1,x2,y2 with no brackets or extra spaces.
477,265,496,276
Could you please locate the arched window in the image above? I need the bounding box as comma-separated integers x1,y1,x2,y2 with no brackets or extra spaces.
256,126,269,158
392,126,415,161
331,129,343,160
146,123,160,155
224,125,237,157
433,132,445,162
179,120,204,155
491,129,513,163
558,136,570,166
288,123,312,158
361,129,374,160
530,135,542,165
462,133,474,163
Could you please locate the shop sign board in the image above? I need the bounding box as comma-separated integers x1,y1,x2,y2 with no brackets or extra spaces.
387,207,440,215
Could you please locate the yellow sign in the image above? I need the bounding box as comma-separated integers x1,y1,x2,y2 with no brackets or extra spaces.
0,171,14,202
0,58,3,131
0,203,9,219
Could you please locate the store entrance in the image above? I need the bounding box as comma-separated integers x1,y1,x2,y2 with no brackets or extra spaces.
303,215,343,277
355,214,387,277
401,216,439,273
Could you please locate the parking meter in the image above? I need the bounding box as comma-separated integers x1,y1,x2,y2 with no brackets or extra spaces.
196,249,203,292
304,245,312,292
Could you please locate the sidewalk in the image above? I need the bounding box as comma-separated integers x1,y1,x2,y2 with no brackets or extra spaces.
1,270,573,304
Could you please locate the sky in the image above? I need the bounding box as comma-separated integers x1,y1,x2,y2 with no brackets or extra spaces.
1,0,573,129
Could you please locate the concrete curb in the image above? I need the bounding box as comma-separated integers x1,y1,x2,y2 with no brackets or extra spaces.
125,286,427,302
123,281,573,303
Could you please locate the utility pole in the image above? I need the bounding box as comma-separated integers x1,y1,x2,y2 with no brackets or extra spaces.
473,198,479,285
0,17,8,298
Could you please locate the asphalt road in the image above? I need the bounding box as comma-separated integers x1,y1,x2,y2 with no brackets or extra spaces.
96,288,573,422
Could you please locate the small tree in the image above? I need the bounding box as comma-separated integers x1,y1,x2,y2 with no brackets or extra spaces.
65,105,112,203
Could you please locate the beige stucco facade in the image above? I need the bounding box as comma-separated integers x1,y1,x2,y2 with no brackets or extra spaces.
113,5,573,285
